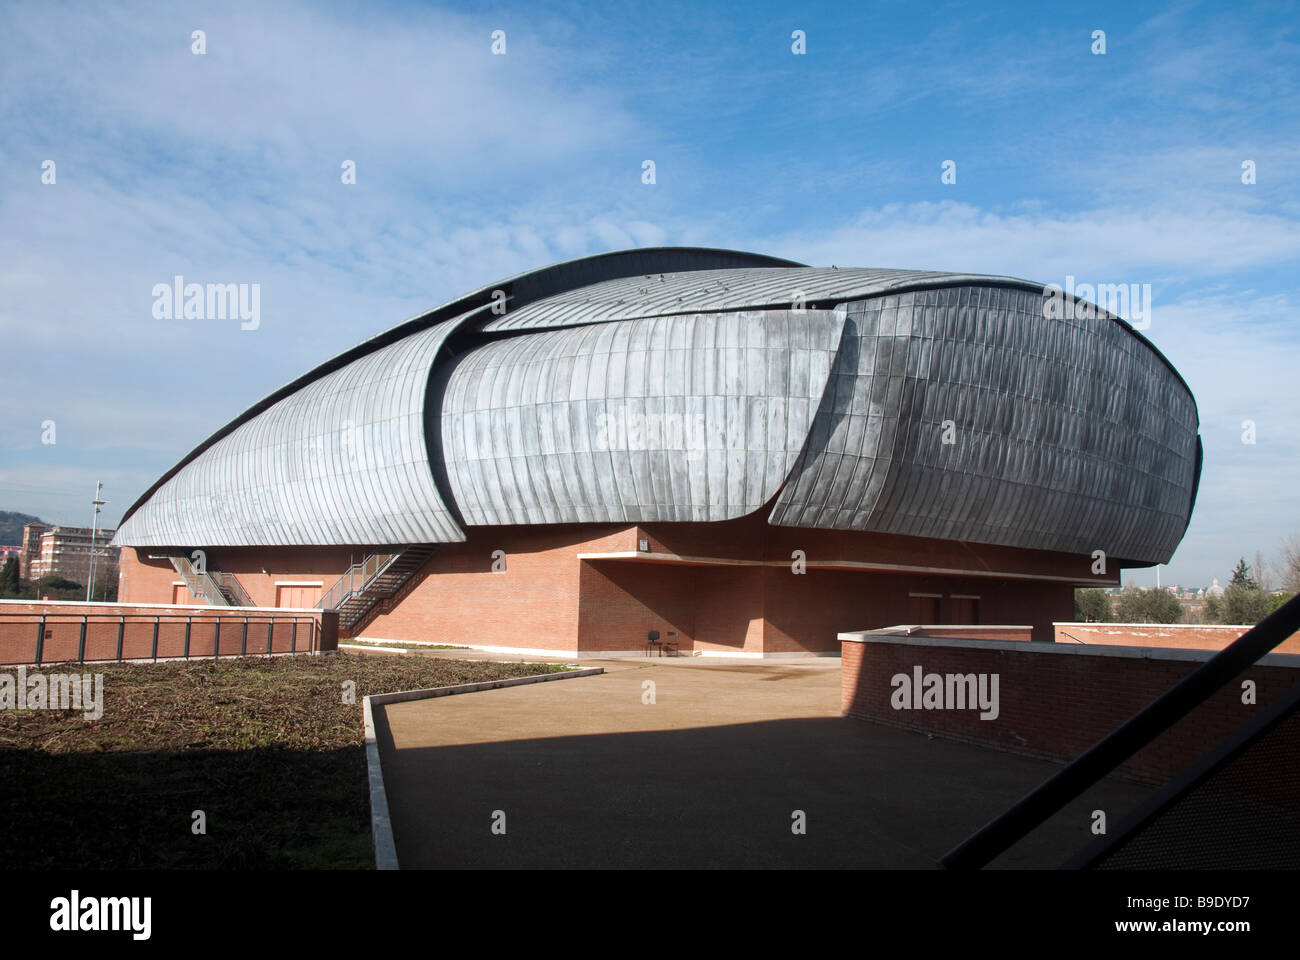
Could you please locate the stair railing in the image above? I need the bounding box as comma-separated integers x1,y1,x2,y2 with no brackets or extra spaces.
169,555,231,606
318,552,398,611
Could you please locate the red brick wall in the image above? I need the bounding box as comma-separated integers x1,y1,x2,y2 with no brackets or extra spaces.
1056,622,1300,654
575,562,771,655
842,636,1300,788
899,626,1032,642
578,560,697,653
642,517,1080,644
637,513,1117,585
117,550,180,604
692,566,764,654
574,562,1058,655
116,519,1089,655
119,546,358,607
762,567,1069,650
0,599,334,664
360,524,634,649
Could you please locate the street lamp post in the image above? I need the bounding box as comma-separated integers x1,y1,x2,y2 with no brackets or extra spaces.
86,482,106,602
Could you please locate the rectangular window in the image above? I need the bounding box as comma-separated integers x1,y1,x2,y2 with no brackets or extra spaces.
950,595,981,624
908,593,941,623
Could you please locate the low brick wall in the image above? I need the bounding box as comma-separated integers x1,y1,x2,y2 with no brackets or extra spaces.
0,600,338,665
1055,621,1300,654
840,631,1300,789
868,624,1033,643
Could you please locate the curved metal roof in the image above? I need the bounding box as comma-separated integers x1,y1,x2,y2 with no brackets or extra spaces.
768,286,1200,563
113,246,1201,565
478,267,1030,331
115,318,471,546
477,264,1195,405
115,247,802,535
439,309,845,525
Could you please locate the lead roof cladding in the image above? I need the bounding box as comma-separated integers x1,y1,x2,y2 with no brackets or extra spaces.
112,248,804,546
113,248,1199,563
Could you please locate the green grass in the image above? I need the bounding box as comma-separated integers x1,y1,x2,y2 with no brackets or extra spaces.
0,652,559,869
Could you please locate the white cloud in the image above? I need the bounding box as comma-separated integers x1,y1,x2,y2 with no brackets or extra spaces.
767,200,1300,281
1103,292,1298,586
2,0,1296,591
0,1,634,181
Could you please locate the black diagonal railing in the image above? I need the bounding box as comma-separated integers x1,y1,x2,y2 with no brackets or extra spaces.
941,591,1300,869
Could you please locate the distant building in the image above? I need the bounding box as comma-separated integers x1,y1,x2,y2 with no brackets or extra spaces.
21,522,119,592
0,545,21,564
18,522,46,580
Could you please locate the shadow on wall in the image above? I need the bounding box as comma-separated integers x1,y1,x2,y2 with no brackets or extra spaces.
841,637,1300,804
577,560,701,653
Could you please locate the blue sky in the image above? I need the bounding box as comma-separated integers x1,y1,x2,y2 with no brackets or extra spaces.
1,0,1297,588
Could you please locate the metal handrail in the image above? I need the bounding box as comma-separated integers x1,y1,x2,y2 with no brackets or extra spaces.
318,552,397,611
0,609,321,665
212,571,254,607
941,591,1300,869
168,555,212,603
168,555,230,606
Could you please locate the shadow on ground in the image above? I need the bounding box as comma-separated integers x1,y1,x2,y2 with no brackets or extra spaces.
374,710,1153,869
0,745,371,869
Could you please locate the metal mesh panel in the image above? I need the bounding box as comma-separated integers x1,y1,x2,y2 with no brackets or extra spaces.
1093,707,1300,869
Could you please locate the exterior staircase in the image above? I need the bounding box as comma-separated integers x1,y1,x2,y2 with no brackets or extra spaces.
169,554,254,606
318,545,437,634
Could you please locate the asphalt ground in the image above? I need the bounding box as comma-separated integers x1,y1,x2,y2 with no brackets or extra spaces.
373,657,1153,868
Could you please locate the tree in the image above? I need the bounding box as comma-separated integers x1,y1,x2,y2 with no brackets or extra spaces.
31,575,83,601
0,556,18,597
1252,551,1271,592
1279,534,1300,595
1222,582,1274,625
1115,587,1182,624
1230,557,1258,590
1205,592,1224,623
1074,588,1113,622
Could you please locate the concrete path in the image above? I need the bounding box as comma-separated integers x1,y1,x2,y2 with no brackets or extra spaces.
373,657,1151,868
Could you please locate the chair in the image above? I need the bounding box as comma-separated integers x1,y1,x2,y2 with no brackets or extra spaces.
646,629,678,657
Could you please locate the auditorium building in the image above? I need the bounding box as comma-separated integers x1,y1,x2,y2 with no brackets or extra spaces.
112,248,1201,656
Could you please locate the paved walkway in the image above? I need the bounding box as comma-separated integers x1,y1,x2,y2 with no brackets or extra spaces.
373,657,1151,868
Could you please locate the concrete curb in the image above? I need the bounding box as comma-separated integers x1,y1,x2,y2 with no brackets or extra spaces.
362,667,604,870
341,643,439,655
362,694,399,870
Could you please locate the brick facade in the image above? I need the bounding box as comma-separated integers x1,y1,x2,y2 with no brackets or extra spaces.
0,599,337,665
841,634,1300,791
1055,621,1300,654
118,545,360,608
116,511,1109,656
